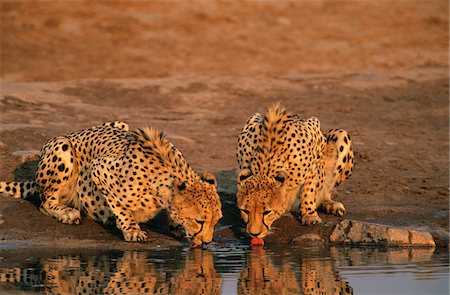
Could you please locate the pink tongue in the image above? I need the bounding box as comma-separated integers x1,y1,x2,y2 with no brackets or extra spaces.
189,243,201,248
251,237,265,245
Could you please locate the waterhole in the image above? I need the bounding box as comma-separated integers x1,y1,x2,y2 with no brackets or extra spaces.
0,244,448,294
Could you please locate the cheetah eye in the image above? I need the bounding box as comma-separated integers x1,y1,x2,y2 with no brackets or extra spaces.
240,209,250,215
263,210,272,216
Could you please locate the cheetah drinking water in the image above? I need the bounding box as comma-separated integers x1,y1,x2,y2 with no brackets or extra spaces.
0,122,222,245
236,104,354,239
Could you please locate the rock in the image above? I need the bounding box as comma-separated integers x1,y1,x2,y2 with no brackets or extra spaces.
330,220,435,247
386,227,410,244
409,230,436,247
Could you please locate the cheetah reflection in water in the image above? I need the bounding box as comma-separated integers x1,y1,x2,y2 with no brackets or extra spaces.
238,247,353,295
0,250,222,295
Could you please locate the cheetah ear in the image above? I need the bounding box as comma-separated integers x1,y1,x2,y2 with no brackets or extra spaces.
201,172,217,187
274,171,287,184
237,169,252,185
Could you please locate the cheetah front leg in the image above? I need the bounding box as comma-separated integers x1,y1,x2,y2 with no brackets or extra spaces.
111,204,149,242
317,129,354,217
37,137,81,225
299,176,322,225
90,157,148,242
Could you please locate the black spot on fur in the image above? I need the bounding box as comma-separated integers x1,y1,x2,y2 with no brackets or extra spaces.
178,182,186,191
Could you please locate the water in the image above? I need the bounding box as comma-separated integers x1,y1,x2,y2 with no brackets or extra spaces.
0,245,448,294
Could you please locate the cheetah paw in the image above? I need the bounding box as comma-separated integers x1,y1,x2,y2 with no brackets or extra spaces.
323,201,346,217
58,209,81,225
301,213,322,225
123,229,148,242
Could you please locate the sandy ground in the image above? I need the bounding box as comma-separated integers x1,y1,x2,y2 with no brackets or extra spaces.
0,1,448,249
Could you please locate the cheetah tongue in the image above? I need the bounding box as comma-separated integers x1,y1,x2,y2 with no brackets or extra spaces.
189,243,202,248
250,237,265,246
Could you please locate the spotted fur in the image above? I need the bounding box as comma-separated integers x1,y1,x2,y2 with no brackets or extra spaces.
236,104,354,238
0,122,222,244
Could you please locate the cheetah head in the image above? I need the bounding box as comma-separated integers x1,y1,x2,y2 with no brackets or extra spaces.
236,169,289,239
169,173,223,246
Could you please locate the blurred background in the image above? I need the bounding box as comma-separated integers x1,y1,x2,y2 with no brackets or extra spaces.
1,0,447,82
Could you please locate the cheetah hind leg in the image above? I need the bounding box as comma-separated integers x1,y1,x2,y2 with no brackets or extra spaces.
318,129,354,217
40,203,81,225
77,167,115,226
37,136,81,225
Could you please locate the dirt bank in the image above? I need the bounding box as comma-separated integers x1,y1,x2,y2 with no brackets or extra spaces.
1,75,448,248
0,1,448,248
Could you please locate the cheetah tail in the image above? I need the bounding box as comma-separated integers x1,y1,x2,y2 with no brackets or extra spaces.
0,181,38,200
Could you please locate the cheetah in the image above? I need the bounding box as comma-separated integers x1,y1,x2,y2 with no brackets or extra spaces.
0,122,222,245
236,104,354,239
